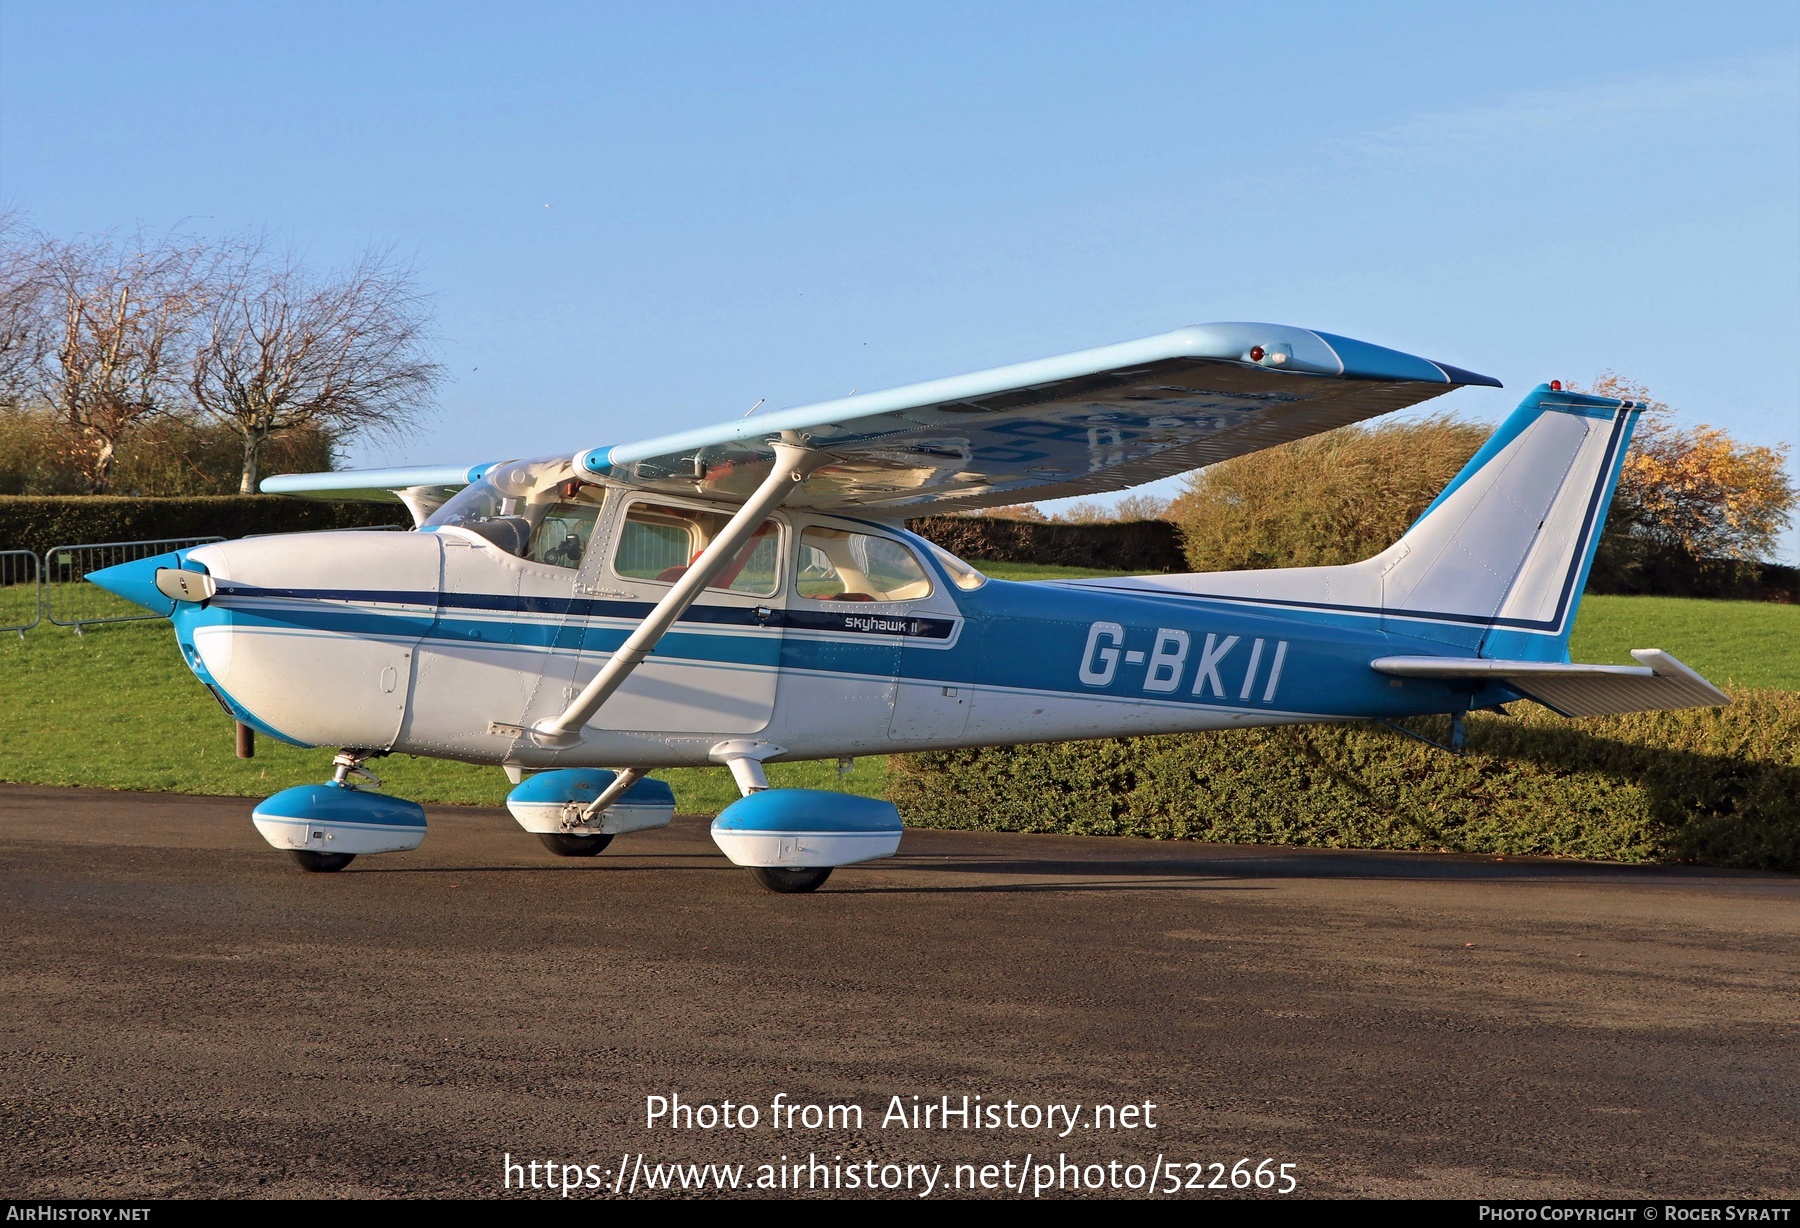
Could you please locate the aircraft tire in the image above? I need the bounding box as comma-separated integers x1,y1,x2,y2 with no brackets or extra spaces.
538,832,614,857
289,850,356,873
751,866,833,894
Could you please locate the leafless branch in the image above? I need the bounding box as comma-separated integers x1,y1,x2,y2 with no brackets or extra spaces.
0,211,52,409
27,228,207,492
191,236,443,493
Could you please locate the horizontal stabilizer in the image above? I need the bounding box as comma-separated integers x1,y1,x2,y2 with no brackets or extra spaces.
1370,649,1729,717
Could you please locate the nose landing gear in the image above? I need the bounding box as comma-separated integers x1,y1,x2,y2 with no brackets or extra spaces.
250,751,427,873
750,866,834,894
290,850,358,873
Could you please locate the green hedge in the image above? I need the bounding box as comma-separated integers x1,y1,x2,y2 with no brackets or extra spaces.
6,496,1786,602
906,515,1184,571
0,496,402,558
889,690,1800,871
0,499,1189,572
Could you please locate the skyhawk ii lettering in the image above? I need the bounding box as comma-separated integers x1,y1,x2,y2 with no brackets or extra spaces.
87,322,1727,893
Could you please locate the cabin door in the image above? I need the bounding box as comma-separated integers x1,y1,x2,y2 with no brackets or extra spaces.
556,497,786,737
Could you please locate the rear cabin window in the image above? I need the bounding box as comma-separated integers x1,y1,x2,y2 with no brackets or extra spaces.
613,502,780,596
797,527,932,602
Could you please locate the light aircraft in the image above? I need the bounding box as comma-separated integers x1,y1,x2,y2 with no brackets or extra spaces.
89,322,1727,892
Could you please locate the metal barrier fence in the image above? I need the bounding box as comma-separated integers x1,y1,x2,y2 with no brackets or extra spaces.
1,550,42,636
43,537,225,633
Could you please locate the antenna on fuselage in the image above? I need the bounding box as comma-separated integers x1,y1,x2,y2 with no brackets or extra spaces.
742,398,765,418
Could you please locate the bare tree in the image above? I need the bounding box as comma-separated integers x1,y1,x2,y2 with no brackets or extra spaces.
191,238,441,494
0,212,51,410
32,231,206,492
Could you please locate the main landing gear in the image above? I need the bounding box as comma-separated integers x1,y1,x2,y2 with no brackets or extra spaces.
537,832,614,857
506,769,675,858
709,782,903,894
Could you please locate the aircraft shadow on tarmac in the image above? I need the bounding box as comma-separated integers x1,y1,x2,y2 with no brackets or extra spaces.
347,855,1259,895
824,852,1719,895
349,843,1747,897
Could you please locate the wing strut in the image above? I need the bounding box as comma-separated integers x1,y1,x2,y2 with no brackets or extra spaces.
529,437,824,749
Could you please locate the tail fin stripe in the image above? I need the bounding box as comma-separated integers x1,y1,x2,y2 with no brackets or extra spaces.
1533,404,1632,635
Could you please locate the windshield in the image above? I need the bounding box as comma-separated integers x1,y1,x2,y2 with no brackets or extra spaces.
423,457,606,568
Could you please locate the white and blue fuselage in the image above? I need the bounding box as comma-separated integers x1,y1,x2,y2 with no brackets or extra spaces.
147,384,1648,770
88,374,1727,885
161,512,1509,771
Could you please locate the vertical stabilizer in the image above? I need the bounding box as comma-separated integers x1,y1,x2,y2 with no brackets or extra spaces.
1375,385,1639,660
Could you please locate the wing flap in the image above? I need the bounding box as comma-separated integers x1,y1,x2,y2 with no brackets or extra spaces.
1371,650,1730,717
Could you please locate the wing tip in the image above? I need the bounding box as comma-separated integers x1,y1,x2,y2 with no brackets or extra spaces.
1630,649,1732,707
259,463,487,496
1429,360,1503,388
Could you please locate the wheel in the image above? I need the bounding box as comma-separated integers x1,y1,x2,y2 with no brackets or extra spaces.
538,831,614,857
289,850,356,873
751,866,833,894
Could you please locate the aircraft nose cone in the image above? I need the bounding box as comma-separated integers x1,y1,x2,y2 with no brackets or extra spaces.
86,553,181,617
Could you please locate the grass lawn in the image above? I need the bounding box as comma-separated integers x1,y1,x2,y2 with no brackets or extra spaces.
969,559,1146,581
0,619,882,812
1,589,1790,811
1568,596,1798,690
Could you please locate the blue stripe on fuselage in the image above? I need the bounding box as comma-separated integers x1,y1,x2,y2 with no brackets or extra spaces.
200,572,1489,721
952,576,1483,718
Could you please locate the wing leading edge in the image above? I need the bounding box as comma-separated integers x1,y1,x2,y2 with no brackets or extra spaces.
261,322,1498,515
580,323,1498,513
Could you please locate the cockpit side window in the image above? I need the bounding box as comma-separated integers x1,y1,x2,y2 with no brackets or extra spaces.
797,527,933,602
527,502,603,569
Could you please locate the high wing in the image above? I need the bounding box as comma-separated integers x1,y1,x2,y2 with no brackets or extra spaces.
260,463,484,503
263,322,1498,514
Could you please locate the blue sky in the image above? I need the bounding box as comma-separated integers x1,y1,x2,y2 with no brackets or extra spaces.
4,2,1797,558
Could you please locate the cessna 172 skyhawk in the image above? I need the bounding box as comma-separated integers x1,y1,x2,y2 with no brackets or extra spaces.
89,322,1727,892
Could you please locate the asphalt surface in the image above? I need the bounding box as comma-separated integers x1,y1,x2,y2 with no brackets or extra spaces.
2,784,1796,1200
